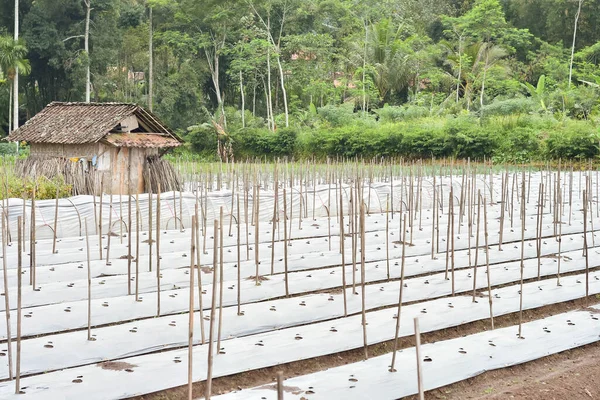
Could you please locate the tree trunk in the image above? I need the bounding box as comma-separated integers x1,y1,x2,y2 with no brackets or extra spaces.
8,83,12,134
13,0,19,153
362,19,367,116
480,52,488,113
456,36,462,103
240,71,245,128
266,45,274,131
568,0,583,88
84,0,91,102
275,52,288,128
148,6,153,111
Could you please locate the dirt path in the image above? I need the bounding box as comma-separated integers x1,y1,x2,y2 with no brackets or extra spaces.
416,340,600,400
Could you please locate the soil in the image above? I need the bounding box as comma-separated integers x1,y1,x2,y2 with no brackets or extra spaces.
133,297,600,400
414,340,600,400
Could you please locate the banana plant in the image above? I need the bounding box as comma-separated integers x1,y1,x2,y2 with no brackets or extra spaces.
520,74,547,111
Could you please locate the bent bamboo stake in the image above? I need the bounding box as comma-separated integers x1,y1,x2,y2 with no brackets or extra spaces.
389,214,407,372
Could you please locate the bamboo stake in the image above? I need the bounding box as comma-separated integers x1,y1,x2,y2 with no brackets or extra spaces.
217,207,224,354
237,194,242,315
15,216,22,393
156,182,161,316
339,179,347,316
360,199,368,360
188,216,196,400
205,219,219,400
85,218,92,341
254,182,260,285
389,214,407,372
106,184,113,265
2,212,13,379
386,194,390,281
517,172,526,339
414,317,425,400
277,371,284,400
482,193,494,329
52,185,59,254
195,195,205,343
584,190,589,306
472,190,481,302
135,191,140,302
283,188,289,297
98,176,103,260
148,172,153,272
127,158,132,295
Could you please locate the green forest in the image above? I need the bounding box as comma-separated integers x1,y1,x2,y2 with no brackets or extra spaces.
2,0,600,161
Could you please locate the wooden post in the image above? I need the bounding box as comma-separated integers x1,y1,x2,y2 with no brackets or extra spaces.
205,219,219,400
15,216,22,393
518,172,526,339
135,190,140,302
389,214,408,372
85,218,92,341
217,207,224,354
283,188,289,297
98,176,103,260
277,371,284,400
414,317,425,400
339,180,347,316
482,193,494,329
156,182,161,316
127,157,132,295
52,185,59,254
360,199,368,360
2,212,13,379
187,216,196,400
237,194,242,315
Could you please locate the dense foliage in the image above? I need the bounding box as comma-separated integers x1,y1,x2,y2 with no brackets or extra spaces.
2,0,600,161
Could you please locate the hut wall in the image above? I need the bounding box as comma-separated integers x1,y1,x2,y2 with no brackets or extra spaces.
106,147,158,194
30,143,99,158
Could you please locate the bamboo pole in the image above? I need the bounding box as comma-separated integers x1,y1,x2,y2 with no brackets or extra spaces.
135,191,140,302
339,180,347,316
414,317,425,400
156,182,161,316
254,181,260,285
85,218,92,341
517,172,526,339
277,371,284,400
237,194,242,315
482,193,494,329
195,195,205,343
217,207,224,354
283,188,289,297
2,212,13,379
205,219,219,400
52,185,59,254
106,184,113,265
472,190,481,302
98,176,103,260
389,214,407,372
359,199,368,360
584,190,590,306
15,216,22,393
188,216,196,400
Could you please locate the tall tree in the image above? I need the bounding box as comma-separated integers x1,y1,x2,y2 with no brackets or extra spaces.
0,35,29,134
568,0,584,88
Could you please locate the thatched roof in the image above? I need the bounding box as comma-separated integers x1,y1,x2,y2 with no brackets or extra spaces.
6,102,183,146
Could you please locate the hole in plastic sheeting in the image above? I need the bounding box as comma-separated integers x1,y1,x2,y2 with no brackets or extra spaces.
458,348,467,354
567,320,575,326
102,302,109,307
592,315,599,321
173,357,182,363
328,296,334,301
64,307,72,313
44,342,54,349
295,334,303,340
203,315,210,321
543,327,551,333
24,312,32,318
255,341,264,347
448,303,454,308
299,301,306,307
423,356,432,362
125,369,134,373
349,376,358,382
169,321,176,327
424,280,429,285
270,306,277,312
218,348,226,354
67,283,75,288
330,327,338,332
72,379,83,383
421,308,427,314
129,328,138,333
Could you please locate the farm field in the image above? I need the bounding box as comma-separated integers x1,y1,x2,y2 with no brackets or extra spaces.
0,160,598,399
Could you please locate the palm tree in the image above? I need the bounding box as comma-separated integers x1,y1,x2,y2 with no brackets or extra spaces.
0,35,30,134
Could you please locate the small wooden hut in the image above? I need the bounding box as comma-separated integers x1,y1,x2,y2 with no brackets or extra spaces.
7,102,183,194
